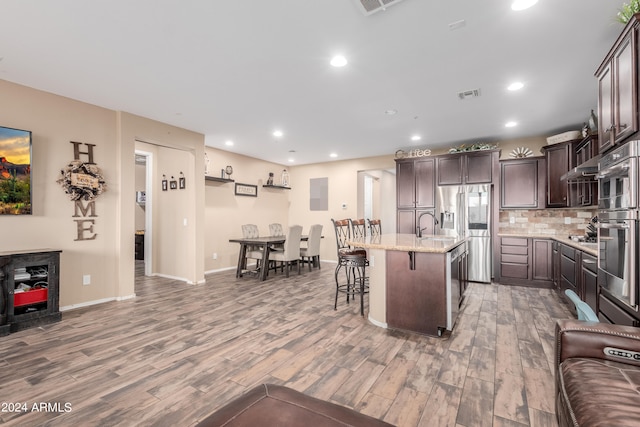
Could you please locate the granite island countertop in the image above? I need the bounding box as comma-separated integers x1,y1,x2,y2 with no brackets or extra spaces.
347,233,466,253
498,232,597,256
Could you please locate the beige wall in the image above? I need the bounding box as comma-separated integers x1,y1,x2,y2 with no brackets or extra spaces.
0,79,120,307
203,148,290,273
288,155,396,263
0,80,206,309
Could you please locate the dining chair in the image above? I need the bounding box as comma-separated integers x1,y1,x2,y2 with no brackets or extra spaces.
241,224,264,271
268,223,285,253
269,223,284,237
368,219,382,236
300,224,323,271
331,219,368,316
270,225,303,278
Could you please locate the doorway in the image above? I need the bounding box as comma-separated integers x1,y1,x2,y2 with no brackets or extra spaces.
134,150,153,277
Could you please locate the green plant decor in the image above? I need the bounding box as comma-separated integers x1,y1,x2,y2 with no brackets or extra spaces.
618,0,640,24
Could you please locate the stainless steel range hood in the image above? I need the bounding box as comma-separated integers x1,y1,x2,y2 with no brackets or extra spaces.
561,154,601,181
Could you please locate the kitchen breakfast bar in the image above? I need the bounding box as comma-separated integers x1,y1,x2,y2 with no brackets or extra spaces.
347,234,468,337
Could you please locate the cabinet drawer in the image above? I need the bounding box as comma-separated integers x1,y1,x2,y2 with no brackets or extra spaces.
502,237,528,247
561,245,576,260
501,263,528,279
501,253,528,264
560,256,576,280
599,294,640,326
501,245,528,255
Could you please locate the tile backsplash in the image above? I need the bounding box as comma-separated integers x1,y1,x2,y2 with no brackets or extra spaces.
498,208,598,236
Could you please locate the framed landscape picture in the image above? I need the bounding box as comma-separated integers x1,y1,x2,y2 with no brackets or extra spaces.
0,125,32,215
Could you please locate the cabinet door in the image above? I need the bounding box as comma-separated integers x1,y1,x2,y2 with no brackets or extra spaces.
598,62,615,153
396,160,415,209
500,159,540,208
581,254,598,315
532,239,552,281
545,143,573,207
614,31,637,145
415,158,435,208
397,210,416,234
437,156,463,185
465,152,493,184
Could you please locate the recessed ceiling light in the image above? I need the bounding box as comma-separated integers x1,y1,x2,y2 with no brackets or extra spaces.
330,153,338,158
385,109,398,115
411,135,422,141
507,82,524,91
225,140,234,146
330,55,348,67
505,121,518,128
273,130,283,137
511,0,538,11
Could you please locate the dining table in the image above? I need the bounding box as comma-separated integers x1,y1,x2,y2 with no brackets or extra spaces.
229,235,310,281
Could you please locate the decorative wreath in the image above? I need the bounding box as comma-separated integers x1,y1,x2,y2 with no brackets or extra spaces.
57,160,107,201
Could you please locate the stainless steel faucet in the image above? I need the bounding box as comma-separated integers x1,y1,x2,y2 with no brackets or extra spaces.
416,211,439,237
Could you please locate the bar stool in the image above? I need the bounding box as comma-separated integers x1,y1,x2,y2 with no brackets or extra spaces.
368,219,382,236
331,218,369,316
335,251,368,316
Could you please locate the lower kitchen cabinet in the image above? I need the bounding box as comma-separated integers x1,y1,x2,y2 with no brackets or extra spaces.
497,236,553,287
581,253,597,315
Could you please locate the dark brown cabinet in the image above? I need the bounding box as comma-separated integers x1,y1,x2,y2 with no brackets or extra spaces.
497,237,553,287
437,151,495,185
532,239,553,281
396,158,435,233
560,244,578,299
500,157,545,209
396,158,435,209
542,141,577,207
596,19,638,153
0,249,62,335
573,136,599,207
581,253,597,315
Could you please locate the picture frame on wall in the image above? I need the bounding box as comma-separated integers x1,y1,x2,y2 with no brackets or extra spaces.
234,183,257,197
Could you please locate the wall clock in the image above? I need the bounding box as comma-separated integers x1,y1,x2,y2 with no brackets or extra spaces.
509,147,533,158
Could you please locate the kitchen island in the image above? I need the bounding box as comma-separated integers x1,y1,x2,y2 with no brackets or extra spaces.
347,233,467,337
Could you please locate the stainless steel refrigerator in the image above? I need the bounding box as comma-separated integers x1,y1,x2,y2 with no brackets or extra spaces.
435,185,491,283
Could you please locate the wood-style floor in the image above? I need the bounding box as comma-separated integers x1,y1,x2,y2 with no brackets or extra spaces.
0,262,571,426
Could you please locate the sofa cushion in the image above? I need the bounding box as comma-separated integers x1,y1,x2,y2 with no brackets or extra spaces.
195,384,394,427
559,357,640,426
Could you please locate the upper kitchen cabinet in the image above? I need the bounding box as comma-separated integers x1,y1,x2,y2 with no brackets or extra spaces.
596,14,638,153
500,157,545,209
541,141,577,207
396,158,435,209
436,150,497,185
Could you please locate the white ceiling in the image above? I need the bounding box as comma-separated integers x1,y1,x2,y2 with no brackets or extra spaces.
0,0,624,165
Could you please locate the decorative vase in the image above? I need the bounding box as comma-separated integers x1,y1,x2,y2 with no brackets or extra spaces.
280,169,290,187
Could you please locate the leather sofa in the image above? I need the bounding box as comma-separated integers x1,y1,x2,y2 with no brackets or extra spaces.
556,319,640,426
195,384,394,427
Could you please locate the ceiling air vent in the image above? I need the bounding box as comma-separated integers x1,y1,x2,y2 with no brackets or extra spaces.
353,0,406,16
457,89,481,101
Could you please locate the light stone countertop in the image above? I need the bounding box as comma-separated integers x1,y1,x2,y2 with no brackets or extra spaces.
498,232,597,256
347,233,466,253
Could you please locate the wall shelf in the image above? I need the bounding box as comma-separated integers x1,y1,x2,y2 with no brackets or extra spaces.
205,176,235,183
263,185,291,190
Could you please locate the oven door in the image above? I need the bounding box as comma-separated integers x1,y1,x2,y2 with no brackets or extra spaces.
598,156,636,210
598,215,638,310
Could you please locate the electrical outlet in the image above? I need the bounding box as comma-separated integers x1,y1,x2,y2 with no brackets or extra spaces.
564,217,572,225
369,255,374,267
213,253,218,260
83,274,91,286
509,216,515,224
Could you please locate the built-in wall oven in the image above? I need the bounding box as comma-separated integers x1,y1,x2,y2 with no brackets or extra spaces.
597,141,640,311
